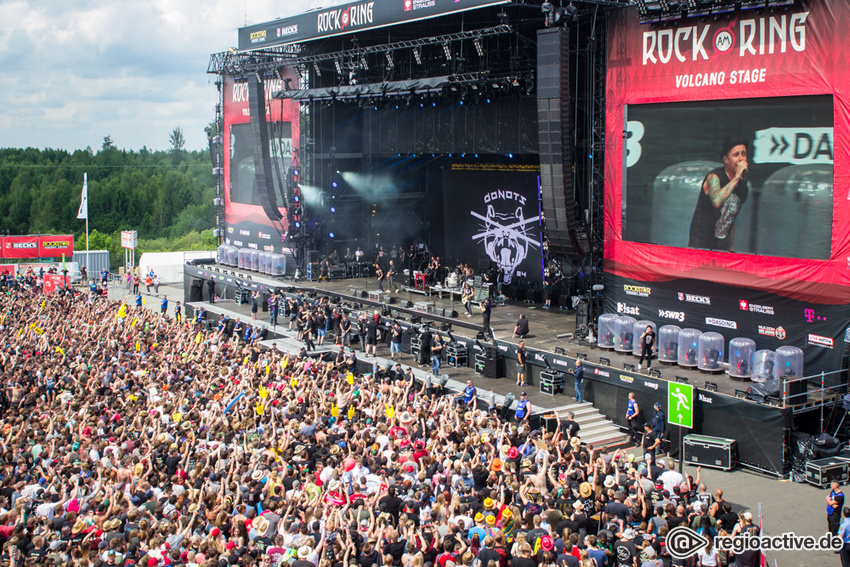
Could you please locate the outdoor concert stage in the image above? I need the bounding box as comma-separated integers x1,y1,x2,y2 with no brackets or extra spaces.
184,262,815,475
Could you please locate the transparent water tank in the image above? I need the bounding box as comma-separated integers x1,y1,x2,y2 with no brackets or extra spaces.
632,320,658,356
728,337,756,379
614,316,637,353
752,350,776,383
217,244,228,265
648,161,721,248
237,248,250,270
259,252,271,274
698,332,725,372
658,325,682,363
597,314,618,349
270,253,286,276
222,245,235,266
774,346,804,380
677,328,702,367
755,165,833,260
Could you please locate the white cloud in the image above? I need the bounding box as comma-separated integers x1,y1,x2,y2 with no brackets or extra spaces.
0,0,330,151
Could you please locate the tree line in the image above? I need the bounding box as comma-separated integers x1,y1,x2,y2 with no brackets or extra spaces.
0,132,218,267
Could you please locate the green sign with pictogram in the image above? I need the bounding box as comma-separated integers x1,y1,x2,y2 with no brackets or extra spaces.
667,382,694,429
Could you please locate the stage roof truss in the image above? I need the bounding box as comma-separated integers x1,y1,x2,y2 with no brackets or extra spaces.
209,25,514,76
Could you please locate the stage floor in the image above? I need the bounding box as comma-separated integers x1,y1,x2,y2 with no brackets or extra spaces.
232,274,782,400
182,265,839,414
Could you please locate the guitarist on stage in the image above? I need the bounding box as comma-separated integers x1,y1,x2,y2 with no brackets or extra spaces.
375,262,385,292
461,282,475,317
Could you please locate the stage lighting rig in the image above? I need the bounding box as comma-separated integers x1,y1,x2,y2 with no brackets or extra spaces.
474,39,484,58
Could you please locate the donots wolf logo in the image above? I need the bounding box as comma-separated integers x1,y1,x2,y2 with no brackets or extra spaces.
317,2,375,34
470,191,539,286
642,12,810,65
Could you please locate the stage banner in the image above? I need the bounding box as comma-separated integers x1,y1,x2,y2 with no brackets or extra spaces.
238,0,509,50
603,273,846,375
0,265,16,278
38,235,73,258
442,164,543,284
222,71,300,257
605,0,850,304
43,274,69,294
2,236,40,259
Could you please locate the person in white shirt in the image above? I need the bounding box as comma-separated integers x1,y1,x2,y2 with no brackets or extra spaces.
658,460,685,494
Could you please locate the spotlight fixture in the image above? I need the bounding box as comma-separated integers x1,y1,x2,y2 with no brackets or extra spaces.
413,47,422,65
624,363,635,371
577,352,588,360
675,376,689,384
360,55,368,70
599,357,611,366
334,60,342,75
704,381,719,392
649,368,661,378
385,52,394,69
442,42,452,60
314,62,322,77
474,39,484,58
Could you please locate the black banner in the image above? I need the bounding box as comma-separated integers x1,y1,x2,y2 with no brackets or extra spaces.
238,0,509,50
624,95,834,259
603,273,848,378
442,164,543,284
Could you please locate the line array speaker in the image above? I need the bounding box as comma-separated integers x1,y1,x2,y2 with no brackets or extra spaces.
248,75,283,222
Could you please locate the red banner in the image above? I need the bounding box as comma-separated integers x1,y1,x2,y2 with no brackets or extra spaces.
604,0,850,304
43,274,69,294
0,265,16,277
2,236,40,259
38,235,73,258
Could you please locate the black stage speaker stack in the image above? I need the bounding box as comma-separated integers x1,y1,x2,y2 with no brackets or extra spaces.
537,26,583,259
248,75,283,222
541,414,560,434
781,373,807,405
475,346,500,378
189,279,204,302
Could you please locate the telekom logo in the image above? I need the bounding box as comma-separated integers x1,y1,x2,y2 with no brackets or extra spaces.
804,308,827,323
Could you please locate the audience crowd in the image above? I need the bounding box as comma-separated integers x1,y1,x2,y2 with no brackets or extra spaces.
0,287,763,567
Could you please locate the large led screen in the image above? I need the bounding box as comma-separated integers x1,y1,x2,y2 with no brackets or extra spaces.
623,95,833,260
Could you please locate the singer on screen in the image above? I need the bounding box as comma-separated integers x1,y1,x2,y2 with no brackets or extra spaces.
688,136,750,252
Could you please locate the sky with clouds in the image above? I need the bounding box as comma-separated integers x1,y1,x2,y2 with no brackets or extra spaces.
0,0,330,153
